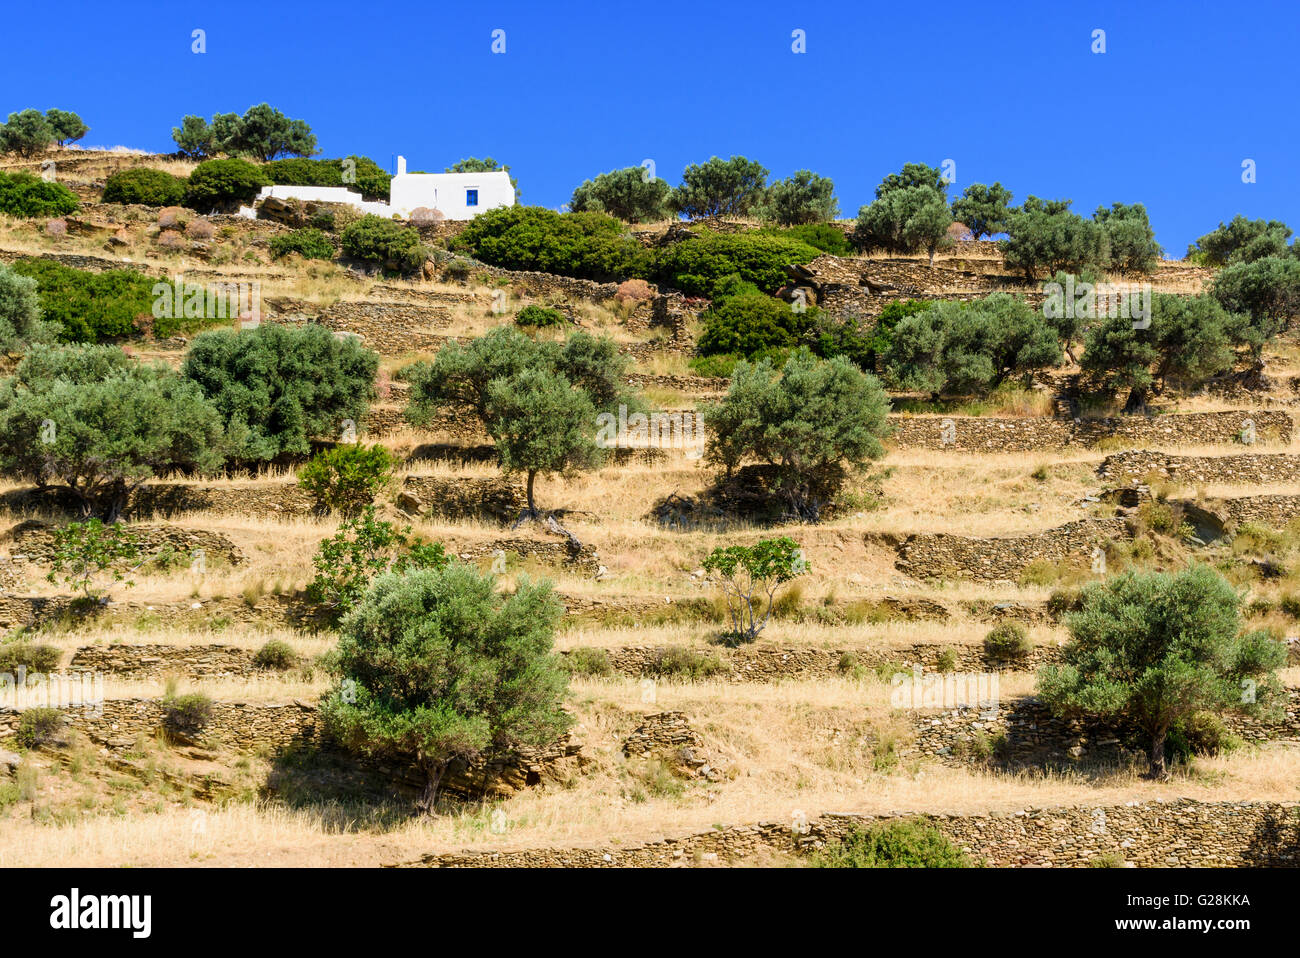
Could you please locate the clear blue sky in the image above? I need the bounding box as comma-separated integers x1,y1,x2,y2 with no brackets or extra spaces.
3,0,1295,253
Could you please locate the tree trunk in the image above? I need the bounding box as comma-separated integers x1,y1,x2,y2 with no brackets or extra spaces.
418,760,448,815
1147,732,1168,780
1123,387,1148,415
525,470,537,516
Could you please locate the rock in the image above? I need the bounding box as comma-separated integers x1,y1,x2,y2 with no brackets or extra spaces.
396,491,425,516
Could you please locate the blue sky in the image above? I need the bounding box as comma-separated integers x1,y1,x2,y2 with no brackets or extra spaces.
3,0,1295,252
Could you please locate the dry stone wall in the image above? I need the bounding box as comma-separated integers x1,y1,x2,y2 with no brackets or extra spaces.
406,798,1300,867
1098,450,1300,486
893,517,1129,582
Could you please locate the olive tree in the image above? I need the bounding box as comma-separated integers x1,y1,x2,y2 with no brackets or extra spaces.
950,182,1012,240
321,563,571,813
1039,564,1285,778
569,166,673,223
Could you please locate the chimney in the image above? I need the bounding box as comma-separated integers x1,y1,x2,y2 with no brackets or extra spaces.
396,155,407,175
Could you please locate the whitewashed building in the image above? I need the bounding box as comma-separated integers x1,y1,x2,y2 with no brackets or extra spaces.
242,154,515,221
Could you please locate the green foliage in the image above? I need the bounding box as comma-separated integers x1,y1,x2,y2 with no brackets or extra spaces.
651,231,820,298
101,167,187,206
0,110,55,157
0,171,78,218
252,639,298,671
1038,564,1287,777
163,692,214,731
771,222,854,255
9,259,156,343
1081,294,1247,410
569,166,673,222
0,642,62,674
561,647,613,677
983,621,1032,662
1211,256,1300,356
809,821,973,868
340,215,426,274
1000,197,1110,280
874,162,949,198
702,348,891,520
183,158,270,213
671,155,769,219
172,104,317,161
269,227,336,261
263,155,390,201
182,323,378,462
44,519,141,599
1094,202,1161,274
0,262,57,353
950,182,1012,240
883,293,1062,396
405,327,634,513
757,170,839,226
702,536,808,641
514,305,567,327
320,562,571,812
452,205,645,282
0,346,225,518
306,506,448,618
1188,215,1292,266
853,184,952,263
298,443,395,516
44,109,88,147
643,646,730,681
16,708,64,749
696,291,816,358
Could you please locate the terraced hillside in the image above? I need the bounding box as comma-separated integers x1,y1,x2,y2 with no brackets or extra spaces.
1,149,1299,869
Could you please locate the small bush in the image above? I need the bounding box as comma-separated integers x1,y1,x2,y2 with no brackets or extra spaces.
810,820,973,868
270,227,335,261
156,230,185,251
0,171,79,218
341,215,426,273
163,692,214,731
102,168,188,207
185,218,215,240
696,292,816,358
16,708,64,749
0,643,62,674
252,639,298,671
983,622,1032,662
643,646,730,681
1166,711,1238,763
514,305,567,328
562,647,613,677
934,648,959,673
1089,853,1127,868
298,443,395,517
183,158,269,213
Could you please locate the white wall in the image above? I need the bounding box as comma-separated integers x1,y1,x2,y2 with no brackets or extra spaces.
388,170,514,220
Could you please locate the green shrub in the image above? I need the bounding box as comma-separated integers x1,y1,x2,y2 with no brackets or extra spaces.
688,353,741,378
696,292,816,358
102,168,187,207
809,820,973,868
163,692,214,731
934,648,959,673
1166,711,1237,763
0,643,62,674
0,171,78,218
183,159,269,213
1089,852,1127,868
562,647,614,677
269,228,335,261
451,205,647,282
514,305,567,328
340,215,426,273
263,156,390,202
297,443,395,516
769,222,853,255
252,639,297,671
0,262,56,353
650,232,820,298
643,646,730,681
16,708,64,748
983,622,1032,662
10,258,159,342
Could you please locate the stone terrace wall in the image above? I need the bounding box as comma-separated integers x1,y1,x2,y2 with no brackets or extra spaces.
1211,495,1300,527
1098,450,1300,485
893,517,1129,581
887,410,1292,451
2,522,243,566
68,644,255,678
407,799,1300,867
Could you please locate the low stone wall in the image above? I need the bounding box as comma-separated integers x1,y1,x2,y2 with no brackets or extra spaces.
406,798,1300,867
887,411,1292,451
2,521,243,567
1209,495,1300,528
1098,450,1300,486
893,517,1129,582
453,537,601,577
399,476,525,523
470,264,629,304
68,644,257,677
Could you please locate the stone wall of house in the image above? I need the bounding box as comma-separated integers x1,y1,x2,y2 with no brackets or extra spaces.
892,517,1130,582
886,411,1292,452
405,799,1300,867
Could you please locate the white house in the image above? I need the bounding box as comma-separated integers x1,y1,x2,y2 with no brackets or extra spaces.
241,155,515,221
388,156,515,219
